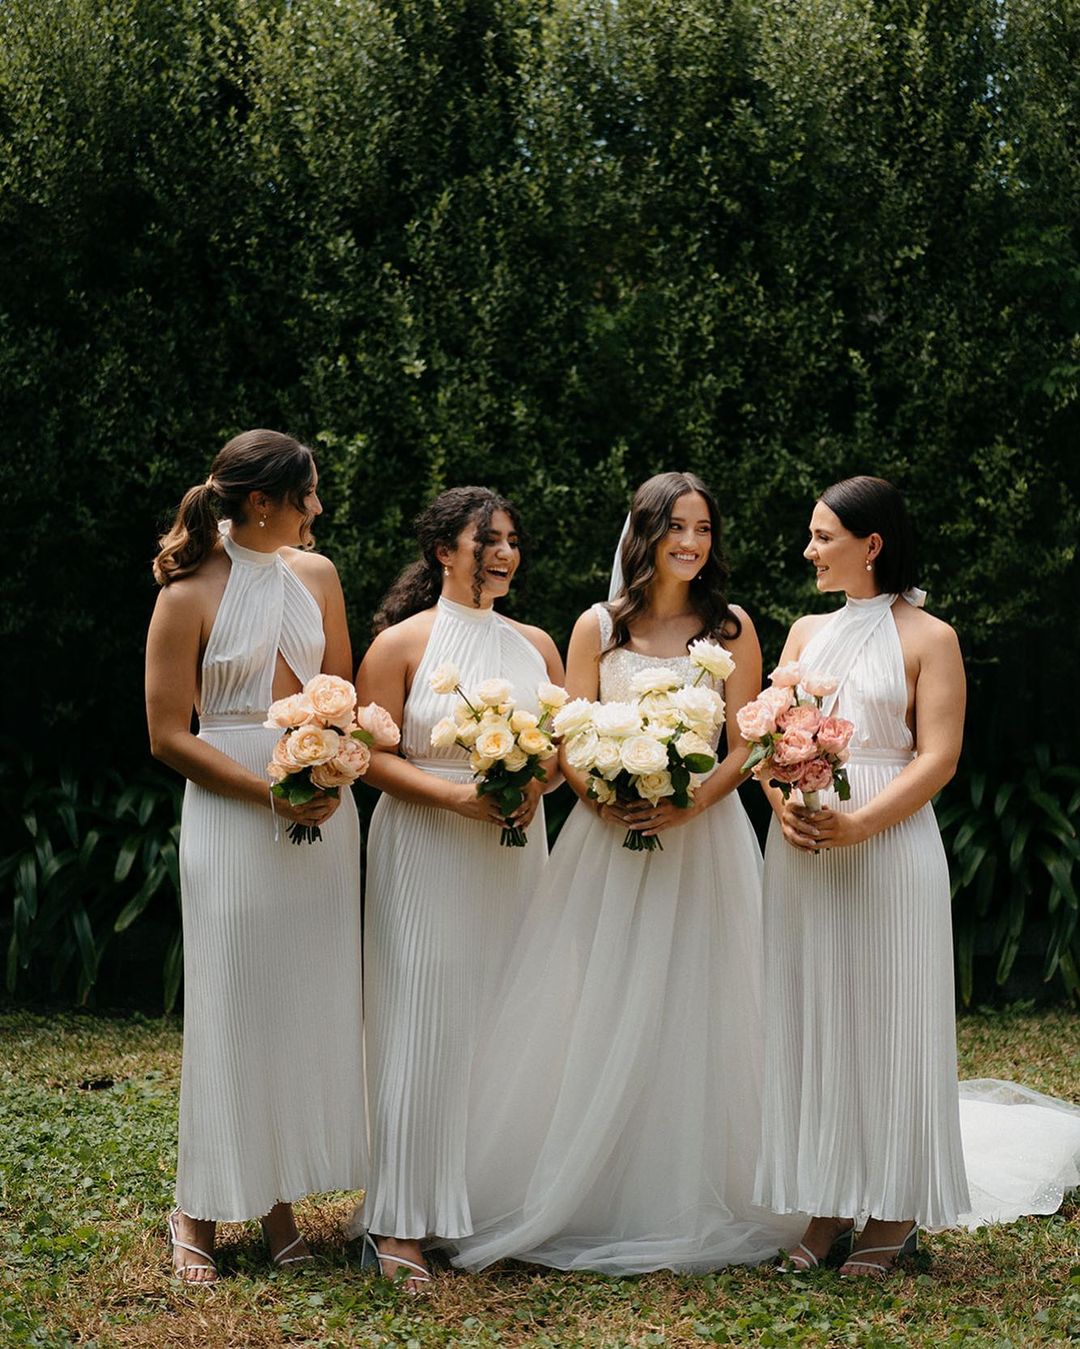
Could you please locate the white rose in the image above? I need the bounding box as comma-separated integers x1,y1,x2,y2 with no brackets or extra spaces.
670,685,725,731
430,717,460,750
674,730,714,761
590,776,617,805
592,701,642,739
553,698,596,739
474,677,512,707
687,639,736,681
474,722,515,760
635,770,675,804
620,734,670,776
517,726,552,758
638,690,675,719
510,709,539,733
630,667,681,696
456,720,480,747
564,728,599,771
503,746,528,772
429,662,461,696
469,749,495,774
591,738,622,779
537,682,569,709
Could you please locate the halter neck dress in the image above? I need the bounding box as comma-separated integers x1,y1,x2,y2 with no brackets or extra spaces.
176,528,366,1221
360,596,549,1242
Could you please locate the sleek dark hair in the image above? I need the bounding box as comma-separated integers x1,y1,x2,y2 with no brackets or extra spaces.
153,429,316,585
373,485,524,633
606,471,741,653
818,475,917,595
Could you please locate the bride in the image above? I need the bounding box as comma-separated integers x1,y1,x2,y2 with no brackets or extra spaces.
445,471,803,1273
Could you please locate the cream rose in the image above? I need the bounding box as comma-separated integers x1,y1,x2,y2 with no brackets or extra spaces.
469,749,495,774
564,729,599,771
675,730,713,761
504,746,529,772
688,639,736,681
592,701,642,739
429,662,461,696
456,719,480,748
591,738,623,779
590,777,617,806
670,685,725,731
454,700,476,727
474,677,512,707
430,717,460,750
517,726,552,758
510,709,539,733
303,674,356,729
264,692,318,730
620,734,670,776
287,725,341,767
353,701,401,749
312,736,371,788
630,667,681,696
537,681,569,709
474,722,515,760
553,698,596,739
635,769,675,803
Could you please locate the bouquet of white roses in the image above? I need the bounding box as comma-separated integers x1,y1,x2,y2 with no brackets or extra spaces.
428,664,568,846
554,639,734,852
265,674,400,844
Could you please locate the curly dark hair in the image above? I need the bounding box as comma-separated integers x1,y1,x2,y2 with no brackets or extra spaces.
372,486,524,633
605,471,741,654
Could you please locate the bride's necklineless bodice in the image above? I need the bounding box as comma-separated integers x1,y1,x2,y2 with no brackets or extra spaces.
591,603,715,705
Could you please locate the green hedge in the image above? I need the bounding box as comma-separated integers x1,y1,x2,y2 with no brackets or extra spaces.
1,0,1078,1003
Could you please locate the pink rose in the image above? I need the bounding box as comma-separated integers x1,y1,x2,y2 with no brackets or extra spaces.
311,736,371,788
769,662,803,688
354,701,401,749
736,696,779,740
797,757,834,794
303,674,357,729
264,692,319,730
760,684,794,714
768,758,805,784
816,715,855,756
801,669,839,699
772,727,818,765
778,704,821,734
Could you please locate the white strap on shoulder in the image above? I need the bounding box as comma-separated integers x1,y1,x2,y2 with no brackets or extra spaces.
592,602,614,646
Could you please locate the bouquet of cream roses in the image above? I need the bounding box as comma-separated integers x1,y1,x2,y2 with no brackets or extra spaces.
428,664,568,846
554,639,734,852
737,663,853,810
265,674,400,844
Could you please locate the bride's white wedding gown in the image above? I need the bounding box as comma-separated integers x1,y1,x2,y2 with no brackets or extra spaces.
446,603,803,1273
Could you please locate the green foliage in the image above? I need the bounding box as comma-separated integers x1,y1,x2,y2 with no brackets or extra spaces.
1,756,183,1010
940,745,1080,1004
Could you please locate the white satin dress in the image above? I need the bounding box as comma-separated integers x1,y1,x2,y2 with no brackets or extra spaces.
446,603,804,1273
360,596,549,1241
756,592,1080,1230
177,529,367,1222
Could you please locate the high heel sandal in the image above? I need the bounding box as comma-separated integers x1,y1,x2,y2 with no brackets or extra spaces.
167,1208,218,1284
362,1231,433,1292
778,1221,855,1273
263,1229,313,1268
840,1222,918,1279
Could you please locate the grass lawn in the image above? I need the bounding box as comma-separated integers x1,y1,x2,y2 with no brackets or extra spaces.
1,1006,1078,1348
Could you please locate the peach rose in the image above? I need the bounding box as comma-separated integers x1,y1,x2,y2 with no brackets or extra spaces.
311,736,371,788
798,757,834,794
470,749,495,774
779,704,822,734
303,674,356,729
816,715,855,756
760,684,794,714
769,662,803,688
772,727,818,766
503,747,529,773
517,726,551,758
474,722,515,760
736,697,779,740
474,677,512,707
287,725,341,766
264,692,318,730
510,709,539,733
267,733,298,782
801,669,839,699
354,701,401,749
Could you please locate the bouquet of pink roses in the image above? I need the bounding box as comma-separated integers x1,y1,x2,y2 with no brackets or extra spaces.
428,663,568,846
737,663,854,810
265,674,400,844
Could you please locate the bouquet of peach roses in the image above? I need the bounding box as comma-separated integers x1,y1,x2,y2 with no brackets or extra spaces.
737,663,853,810
428,664,568,846
265,674,400,844
554,639,734,852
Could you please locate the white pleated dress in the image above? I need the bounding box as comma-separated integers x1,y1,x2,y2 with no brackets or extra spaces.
446,603,804,1273
361,596,549,1241
756,593,1080,1231
176,530,367,1222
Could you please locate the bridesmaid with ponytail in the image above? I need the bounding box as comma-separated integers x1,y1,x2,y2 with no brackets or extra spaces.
351,486,563,1290
146,430,367,1281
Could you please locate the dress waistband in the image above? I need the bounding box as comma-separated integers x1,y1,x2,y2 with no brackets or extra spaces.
408,756,475,779
198,712,269,731
846,745,915,766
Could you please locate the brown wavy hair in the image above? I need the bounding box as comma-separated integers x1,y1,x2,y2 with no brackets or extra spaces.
605,471,741,653
373,486,524,633
152,429,316,586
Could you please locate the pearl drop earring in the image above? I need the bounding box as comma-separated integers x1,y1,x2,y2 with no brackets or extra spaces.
259,517,267,529
444,567,450,577
865,560,872,571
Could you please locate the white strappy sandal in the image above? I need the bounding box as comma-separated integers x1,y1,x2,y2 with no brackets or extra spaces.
168,1208,218,1284
265,1230,313,1268
840,1223,918,1279
778,1222,854,1273
362,1231,433,1292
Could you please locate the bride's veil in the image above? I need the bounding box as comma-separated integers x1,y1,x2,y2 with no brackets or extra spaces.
607,513,632,602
